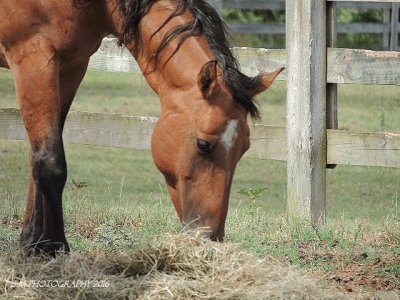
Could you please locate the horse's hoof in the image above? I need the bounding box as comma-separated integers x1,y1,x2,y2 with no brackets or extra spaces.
20,239,70,257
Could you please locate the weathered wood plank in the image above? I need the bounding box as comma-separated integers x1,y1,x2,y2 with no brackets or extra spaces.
327,1,338,169
0,108,287,161
63,112,157,150
328,48,400,85
89,38,140,73
246,127,400,169
336,2,392,9
89,39,400,85
337,23,391,34
390,3,399,51
328,130,400,168
245,125,287,161
0,108,26,141
1,109,399,168
0,108,157,150
227,23,393,35
223,0,285,10
286,0,327,223
327,2,338,130
232,47,286,79
227,23,286,35
235,48,400,85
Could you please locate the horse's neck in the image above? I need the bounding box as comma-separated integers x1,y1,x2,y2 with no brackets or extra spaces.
107,0,214,98
138,33,213,97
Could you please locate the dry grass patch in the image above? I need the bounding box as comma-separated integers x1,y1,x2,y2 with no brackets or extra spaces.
1,231,345,299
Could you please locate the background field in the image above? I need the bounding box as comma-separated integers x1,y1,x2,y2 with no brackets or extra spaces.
1,67,399,297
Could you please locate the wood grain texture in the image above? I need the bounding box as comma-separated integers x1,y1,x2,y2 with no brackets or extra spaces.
327,2,338,132
1,109,399,168
223,0,285,10
88,39,400,85
232,47,286,78
390,3,399,51
286,0,327,224
328,130,400,168
0,108,157,150
89,38,140,73
328,48,400,85
245,125,287,161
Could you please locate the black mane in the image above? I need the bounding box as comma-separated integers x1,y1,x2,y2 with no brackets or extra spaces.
119,0,262,119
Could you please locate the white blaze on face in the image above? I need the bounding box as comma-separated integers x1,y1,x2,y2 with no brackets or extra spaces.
221,120,239,152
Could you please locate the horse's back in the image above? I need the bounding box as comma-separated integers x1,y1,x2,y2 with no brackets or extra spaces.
0,0,107,69
0,1,52,44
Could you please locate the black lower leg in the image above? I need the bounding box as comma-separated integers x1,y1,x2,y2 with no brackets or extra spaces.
20,139,69,255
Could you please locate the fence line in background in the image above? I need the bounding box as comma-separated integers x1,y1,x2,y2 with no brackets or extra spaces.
208,0,400,51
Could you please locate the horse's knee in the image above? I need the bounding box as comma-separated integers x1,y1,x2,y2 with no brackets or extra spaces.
32,146,67,192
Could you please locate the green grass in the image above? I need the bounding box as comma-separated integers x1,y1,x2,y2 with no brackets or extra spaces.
1,68,399,295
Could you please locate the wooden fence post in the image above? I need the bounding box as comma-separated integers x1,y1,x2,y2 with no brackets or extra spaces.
286,0,327,224
383,7,391,50
326,1,338,169
390,3,399,51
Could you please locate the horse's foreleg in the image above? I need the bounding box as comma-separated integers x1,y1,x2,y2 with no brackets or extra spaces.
12,43,89,255
15,58,68,255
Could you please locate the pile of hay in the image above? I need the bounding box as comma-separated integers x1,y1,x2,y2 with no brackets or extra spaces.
1,231,342,299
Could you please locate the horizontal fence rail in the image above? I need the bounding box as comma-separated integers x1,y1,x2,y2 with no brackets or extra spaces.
1,108,399,168
90,38,400,85
0,108,157,151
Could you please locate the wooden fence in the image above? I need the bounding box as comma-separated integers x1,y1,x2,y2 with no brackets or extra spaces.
209,0,400,51
286,0,399,223
0,0,399,223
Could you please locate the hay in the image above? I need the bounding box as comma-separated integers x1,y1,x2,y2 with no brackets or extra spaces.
0,231,343,299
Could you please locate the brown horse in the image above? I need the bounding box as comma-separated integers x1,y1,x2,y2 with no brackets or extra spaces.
0,0,282,255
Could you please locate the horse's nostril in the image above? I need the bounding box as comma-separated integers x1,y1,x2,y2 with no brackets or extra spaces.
197,138,214,154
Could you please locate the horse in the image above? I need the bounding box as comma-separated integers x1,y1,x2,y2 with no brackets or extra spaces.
0,0,283,255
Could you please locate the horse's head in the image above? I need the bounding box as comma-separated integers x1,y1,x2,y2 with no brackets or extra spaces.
151,60,283,240
116,0,283,240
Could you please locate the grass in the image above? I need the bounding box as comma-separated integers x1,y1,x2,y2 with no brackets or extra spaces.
1,68,400,297
1,197,399,298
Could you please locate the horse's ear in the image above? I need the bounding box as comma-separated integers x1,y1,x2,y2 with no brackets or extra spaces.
198,60,220,100
251,67,285,97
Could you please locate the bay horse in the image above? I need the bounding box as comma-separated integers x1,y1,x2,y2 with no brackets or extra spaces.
0,0,283,255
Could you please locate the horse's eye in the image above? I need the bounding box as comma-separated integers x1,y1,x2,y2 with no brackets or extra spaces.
196,138,214,154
